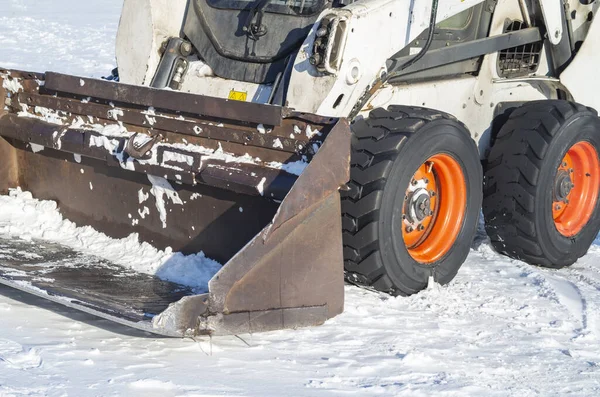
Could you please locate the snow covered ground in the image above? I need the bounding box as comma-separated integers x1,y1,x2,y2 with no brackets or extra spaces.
2,1,600,396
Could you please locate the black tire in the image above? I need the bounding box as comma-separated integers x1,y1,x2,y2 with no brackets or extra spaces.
483,100,600,268
341,106,483,295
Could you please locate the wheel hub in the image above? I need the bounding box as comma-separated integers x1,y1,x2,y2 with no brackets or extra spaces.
552,141,600,237
405,188,433,224
400,154,467,264
403,179,435,235
554,170,573,202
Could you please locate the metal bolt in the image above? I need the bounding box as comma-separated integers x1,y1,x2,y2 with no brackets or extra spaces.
402,214,407,220
180,42,192,56
428,210,434,216
316,27,328,37
424,178,430,184
555,204,562,211
569,168,574,173
411,179,418,186
430,191,437,197
406,226,414,233
563,162,568,167
404,195,409,201
417,225,425,231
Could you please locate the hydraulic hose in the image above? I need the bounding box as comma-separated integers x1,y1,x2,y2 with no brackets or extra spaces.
349,0,440,118
399,0,440,71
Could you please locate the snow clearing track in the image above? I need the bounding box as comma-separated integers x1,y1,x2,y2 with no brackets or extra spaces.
1,1,600,396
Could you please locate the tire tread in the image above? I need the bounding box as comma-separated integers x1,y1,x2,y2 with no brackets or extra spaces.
483,100,598,267
342,107,465,294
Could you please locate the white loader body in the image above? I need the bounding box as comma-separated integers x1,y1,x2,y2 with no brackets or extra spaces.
116,0,600,153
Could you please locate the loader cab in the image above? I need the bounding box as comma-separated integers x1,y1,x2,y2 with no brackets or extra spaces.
183,0,330,84
206,0,325,16
390,0,544,83
391,2,495,83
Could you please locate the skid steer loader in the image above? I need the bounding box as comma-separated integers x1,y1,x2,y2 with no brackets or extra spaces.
1,0,600,337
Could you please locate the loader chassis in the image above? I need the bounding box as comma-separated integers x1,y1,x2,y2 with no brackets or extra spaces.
0,0,599,334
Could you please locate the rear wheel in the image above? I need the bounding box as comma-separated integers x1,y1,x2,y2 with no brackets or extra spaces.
342,106,482,295
483,100,600,267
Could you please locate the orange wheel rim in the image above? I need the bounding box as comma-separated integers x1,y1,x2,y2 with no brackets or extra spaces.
553,141,600,237
401,154,467,264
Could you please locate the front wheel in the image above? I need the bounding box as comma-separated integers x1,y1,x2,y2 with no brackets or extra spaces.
342,106,483,295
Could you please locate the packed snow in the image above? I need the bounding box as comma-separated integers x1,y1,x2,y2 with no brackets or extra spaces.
0,188,220,293
1,1,600,396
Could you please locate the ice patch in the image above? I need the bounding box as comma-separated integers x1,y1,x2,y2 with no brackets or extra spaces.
144,114,156,126
147,175,183,229
70,116,86,129
138,188,149,204
30,106,65,124
257,177,267,196
29,143,44,153
107,108,123,121
162,151,194,167
2,77,23,93
267,159,309,176
306,125,322,139
138,206,150,219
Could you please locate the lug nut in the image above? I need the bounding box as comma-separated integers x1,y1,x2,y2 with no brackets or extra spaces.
411,179,418,186
563,162,568,167
428,210,434,216
402,214,407,220
417,225,425,231
555,204,562,211
424,178,430,184
406,226,414,233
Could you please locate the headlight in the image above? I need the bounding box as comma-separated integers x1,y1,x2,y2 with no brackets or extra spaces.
309,15,349,75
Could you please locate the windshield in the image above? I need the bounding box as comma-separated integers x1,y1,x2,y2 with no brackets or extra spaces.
206,0,325,16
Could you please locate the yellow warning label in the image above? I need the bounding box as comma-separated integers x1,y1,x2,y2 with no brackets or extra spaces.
228,90,248,102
